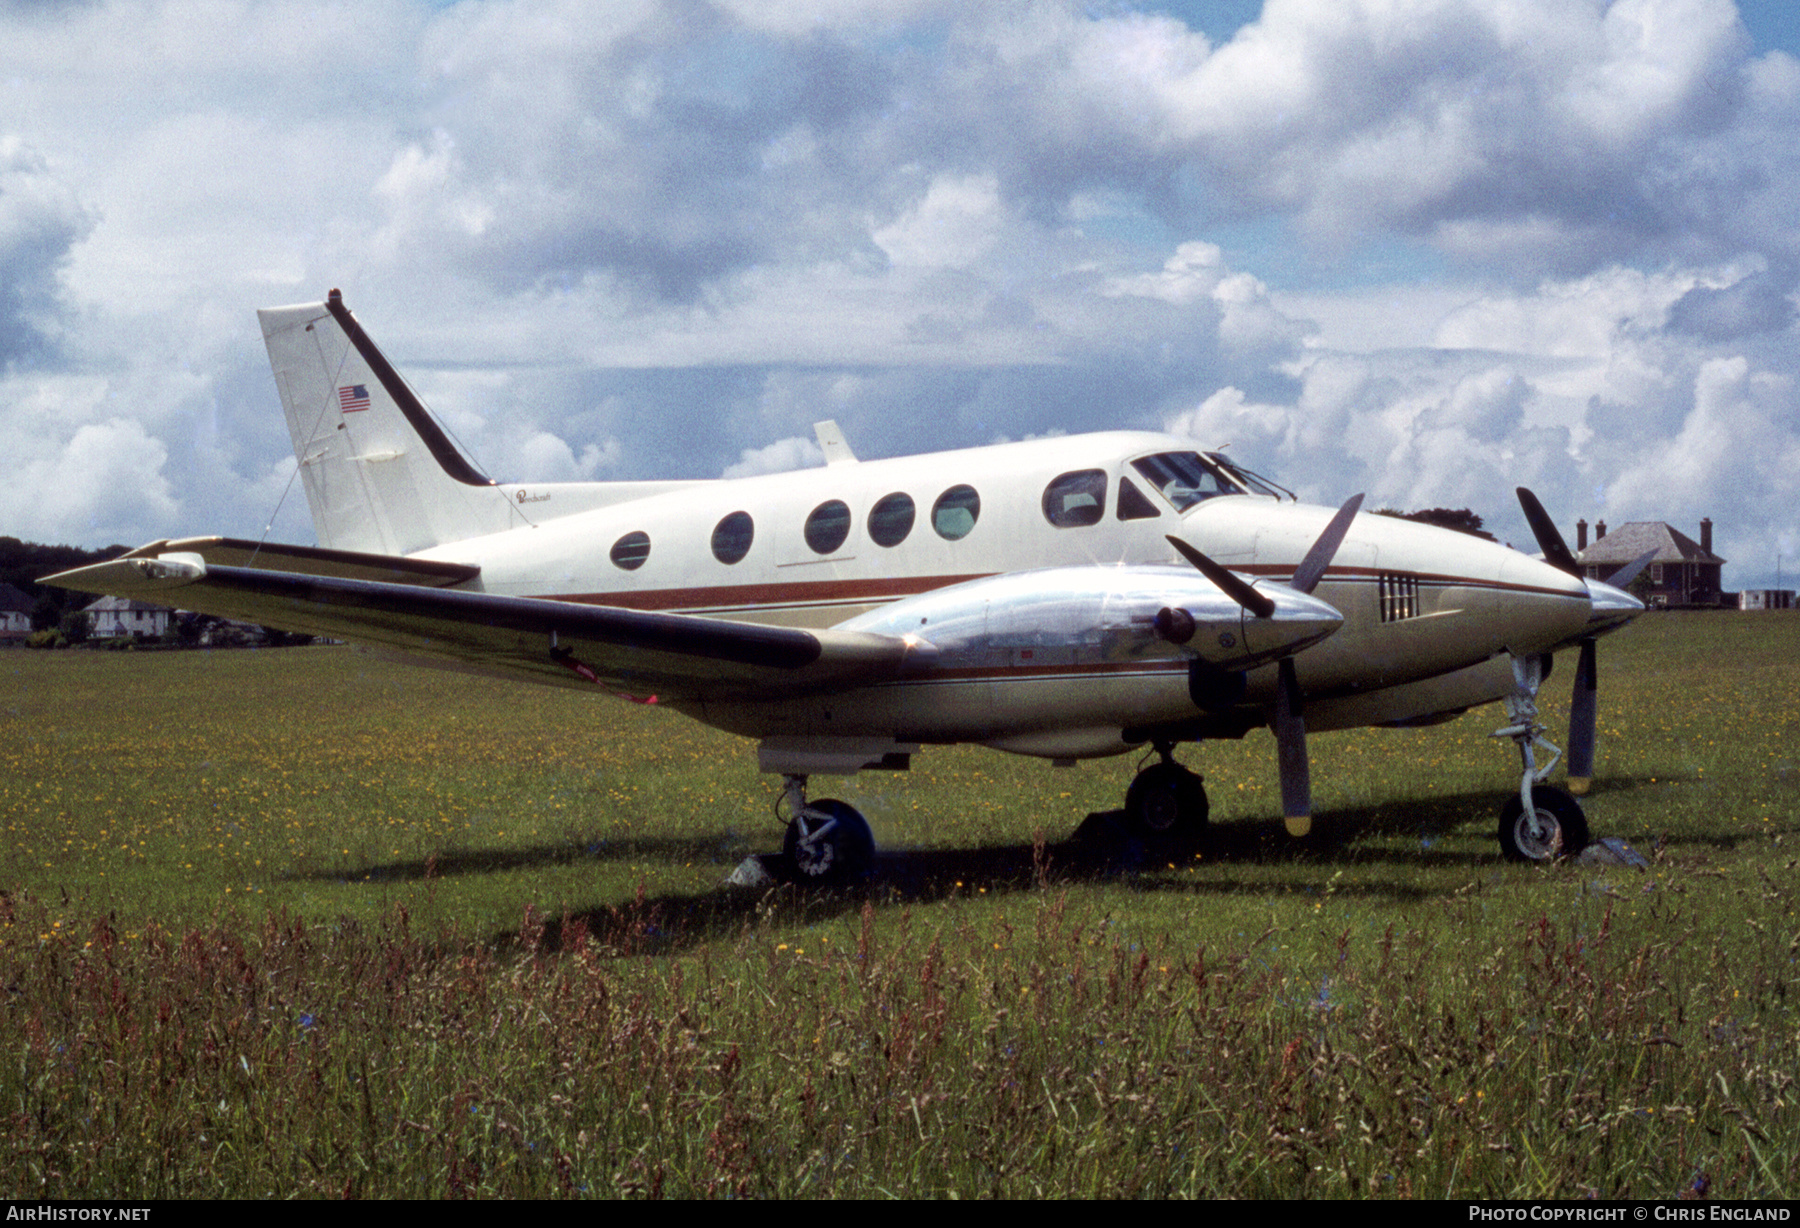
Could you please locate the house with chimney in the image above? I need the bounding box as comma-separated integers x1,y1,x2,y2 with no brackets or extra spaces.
1573,518,1726,608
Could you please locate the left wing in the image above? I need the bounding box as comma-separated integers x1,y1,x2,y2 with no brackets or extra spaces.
45,542,926,701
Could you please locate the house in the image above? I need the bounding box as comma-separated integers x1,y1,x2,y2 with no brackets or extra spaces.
81,595,174,639
1573,518,1726,608
0,582,35,641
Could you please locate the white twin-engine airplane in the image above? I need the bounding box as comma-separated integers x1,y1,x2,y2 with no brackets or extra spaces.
50,290,1648,882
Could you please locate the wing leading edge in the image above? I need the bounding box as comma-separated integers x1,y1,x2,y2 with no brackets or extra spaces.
45,547,926,701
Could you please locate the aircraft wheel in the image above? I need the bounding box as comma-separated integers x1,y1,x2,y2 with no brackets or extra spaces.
1124,762,1209,837
1497,785,1589,862
783,799,874,885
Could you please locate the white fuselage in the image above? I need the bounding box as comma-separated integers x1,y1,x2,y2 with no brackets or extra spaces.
418,431,1591,759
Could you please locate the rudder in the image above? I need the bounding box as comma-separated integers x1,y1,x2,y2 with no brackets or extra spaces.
259,290,516,554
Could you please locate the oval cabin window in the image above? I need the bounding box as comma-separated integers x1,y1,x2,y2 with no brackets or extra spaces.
868,492,915,547
803,500,852,555
711,511,755,564
609,531,651,570
932,485,981,541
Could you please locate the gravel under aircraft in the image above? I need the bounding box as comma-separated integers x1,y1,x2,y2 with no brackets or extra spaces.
49,291,1647,881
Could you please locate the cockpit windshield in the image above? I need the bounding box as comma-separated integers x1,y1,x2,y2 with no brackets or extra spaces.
1130,450,1294,509
1205,452,1293,501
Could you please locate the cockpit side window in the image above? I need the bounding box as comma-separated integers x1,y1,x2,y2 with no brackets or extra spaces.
1042,470,1108,527
1115,476,1160,521
1131,452,1239,511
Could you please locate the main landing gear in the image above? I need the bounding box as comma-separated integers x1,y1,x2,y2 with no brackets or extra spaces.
1123,743,1209,838
1490,654,1591,861
777,775,875,885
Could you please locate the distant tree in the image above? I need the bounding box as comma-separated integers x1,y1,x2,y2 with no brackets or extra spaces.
58,609,90,644
1370,507,1497,542
0,536,132,628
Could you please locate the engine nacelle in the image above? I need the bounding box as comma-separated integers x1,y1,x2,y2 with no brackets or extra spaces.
837,564,1340,673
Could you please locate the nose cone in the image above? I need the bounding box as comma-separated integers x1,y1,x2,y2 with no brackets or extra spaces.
1584,578,1645,635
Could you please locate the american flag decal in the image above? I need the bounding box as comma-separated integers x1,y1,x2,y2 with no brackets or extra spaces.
337,384,371,413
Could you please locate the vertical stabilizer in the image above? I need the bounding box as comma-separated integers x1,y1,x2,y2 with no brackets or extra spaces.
258,290,516,554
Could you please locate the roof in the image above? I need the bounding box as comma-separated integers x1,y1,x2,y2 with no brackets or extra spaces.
0,582,34,615
1575,522,1724,567
81,595,174,614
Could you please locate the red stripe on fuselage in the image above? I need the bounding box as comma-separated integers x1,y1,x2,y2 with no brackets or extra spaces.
546,572,993,613
531,566,1580,617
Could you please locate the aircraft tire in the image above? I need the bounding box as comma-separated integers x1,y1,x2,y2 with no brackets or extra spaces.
1497,785,1589,862
1125,762,1209,837
784,799,874,885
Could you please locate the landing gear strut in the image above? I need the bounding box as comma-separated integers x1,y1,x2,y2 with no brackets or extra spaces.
1490,654,1590,861
777,775,875,885
1124,744,1208,837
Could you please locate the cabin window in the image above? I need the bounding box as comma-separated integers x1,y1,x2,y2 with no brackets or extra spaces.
711,511,755,564
932,485,981,540
1042,470,1108,527
1116,476,1161,521
868,492,915,547
1131,452,1239,511
609,531,651,571
804,500,852,555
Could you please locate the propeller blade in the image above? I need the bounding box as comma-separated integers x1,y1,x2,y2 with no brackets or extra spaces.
1515,487,1582,577
1567,637,1598,796
1605,549,1657,591
1290,493,1364,595
1164,535,1275,618
1274,657,1312,835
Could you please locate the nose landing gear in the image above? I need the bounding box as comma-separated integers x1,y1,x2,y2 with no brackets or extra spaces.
1491,654,1590,861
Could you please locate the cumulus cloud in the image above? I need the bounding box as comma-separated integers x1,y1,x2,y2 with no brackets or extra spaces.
722,434,826,479
0,0,1793,590
0,136,91,365
1,415,178,545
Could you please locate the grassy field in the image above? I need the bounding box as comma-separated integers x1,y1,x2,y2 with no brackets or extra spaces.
2,612,1796,1197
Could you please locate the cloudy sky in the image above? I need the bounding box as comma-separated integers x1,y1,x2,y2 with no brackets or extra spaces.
4,0,1797,587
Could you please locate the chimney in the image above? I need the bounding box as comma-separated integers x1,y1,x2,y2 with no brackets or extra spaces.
1701,518,1713,555
1596,520,1606,541
1576,519,1588,551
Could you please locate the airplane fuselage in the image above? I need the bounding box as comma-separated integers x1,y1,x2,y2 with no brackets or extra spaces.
418,430,1590,759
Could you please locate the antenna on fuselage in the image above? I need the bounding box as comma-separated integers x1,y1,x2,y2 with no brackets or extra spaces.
813,420,858,466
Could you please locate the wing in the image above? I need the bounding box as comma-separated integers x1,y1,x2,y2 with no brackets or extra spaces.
44,539,926,701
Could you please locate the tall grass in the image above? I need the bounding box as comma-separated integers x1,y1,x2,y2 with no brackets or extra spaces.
2,612,1796,1197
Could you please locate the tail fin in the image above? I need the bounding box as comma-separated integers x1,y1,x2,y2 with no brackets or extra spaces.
259,290,517,555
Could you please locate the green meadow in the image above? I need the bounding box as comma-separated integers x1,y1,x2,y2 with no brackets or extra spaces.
2,611,1796,1198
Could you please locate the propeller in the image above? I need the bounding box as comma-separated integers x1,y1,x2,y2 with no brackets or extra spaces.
1514,490,1651,795
1167,493,1364,835
1164,536,1275,618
